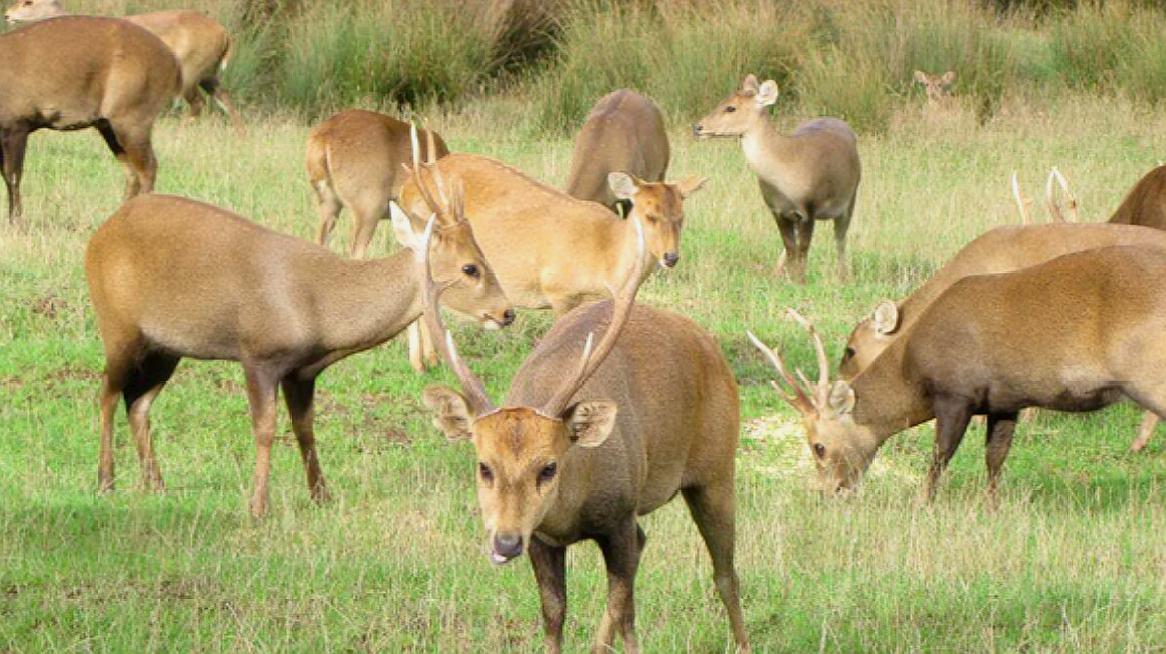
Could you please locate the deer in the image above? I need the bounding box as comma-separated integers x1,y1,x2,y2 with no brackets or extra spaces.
419,214,749,653
752,245,1166,502
397,149,706,370
913,70,956,108
693,73,861,283
0,16,179,223
564,89,669,216
305,109,449,259
5,0,244,132
84,155,513,518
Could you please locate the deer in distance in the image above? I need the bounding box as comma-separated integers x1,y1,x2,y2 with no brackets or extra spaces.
84,153,512,517
420,216,749,653
753,245,1166,501
913,70,957,108
565,89,669,215
0,16,179,222
693,73,861,283
6,0,244,132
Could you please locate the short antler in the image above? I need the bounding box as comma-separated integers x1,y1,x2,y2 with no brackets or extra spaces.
1045,167,1079,223
540,216,649,417
746,331,815,415
1011,171,1030,225
405,123,456,224
418,215,497,417
748,310,833,416
786,309,831,408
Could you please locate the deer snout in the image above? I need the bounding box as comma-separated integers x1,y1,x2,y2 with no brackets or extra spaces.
490,533,524,564
502,308,516,326
692,123,703,138
662,251,680,268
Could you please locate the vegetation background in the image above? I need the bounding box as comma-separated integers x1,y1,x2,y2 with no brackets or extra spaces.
3,0,1166,651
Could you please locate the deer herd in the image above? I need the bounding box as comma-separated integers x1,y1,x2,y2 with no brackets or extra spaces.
5,2,1166,648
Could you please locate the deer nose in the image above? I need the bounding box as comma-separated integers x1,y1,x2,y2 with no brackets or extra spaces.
493,533,523,560
691,123,702,137
662,251,680,268
502,308,516,326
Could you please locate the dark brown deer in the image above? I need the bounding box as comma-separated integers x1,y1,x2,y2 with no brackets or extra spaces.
0,16,180,222
84,160,512,517
753,245,1166,500
420,218,748,653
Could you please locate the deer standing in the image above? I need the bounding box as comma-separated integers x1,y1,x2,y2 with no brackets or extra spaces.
5,0,244,131
0,16,179,222
693,74,861,283
84,158,512,517
565,89,669,215
420,217,749,653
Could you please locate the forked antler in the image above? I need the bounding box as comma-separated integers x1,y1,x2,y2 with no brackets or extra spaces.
747,309,833,415
417,215,498,417
1045,167,1079,223
1011,171,1031,225
539,215,649,417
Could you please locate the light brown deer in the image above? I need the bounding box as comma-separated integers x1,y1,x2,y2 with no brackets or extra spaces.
5,0,243,131
565,89,669,215
913,70,956,108
693,74,861,283
305,109,449,259
420,217,748,653
0,16,179,222
753,245,1166,500
84,161,512,517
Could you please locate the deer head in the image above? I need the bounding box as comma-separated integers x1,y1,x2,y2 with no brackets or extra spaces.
4,0,64,23
913,70,956,104
838,300,901,379
610,171,707,269
692,73,778,139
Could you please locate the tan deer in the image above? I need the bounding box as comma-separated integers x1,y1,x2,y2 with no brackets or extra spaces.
420,216,748,653
397,151,706,370
753,245,1166,500
913,70,956,108
305,109,449,258
5,0,243,131
0,16,179,222
84,160,512,517
565,89,669,215
693,73,861,283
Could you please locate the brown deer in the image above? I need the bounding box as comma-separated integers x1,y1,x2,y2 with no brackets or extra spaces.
693,74,861,283
752,245,1166,500
913,70,956,108
0,16,179,222
565,89,669,215
305,109,449,259
84,161,512,517
420,217,749,653
5,0,243,131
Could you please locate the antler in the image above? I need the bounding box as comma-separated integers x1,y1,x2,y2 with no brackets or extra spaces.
745,331,815,415
1045,167,1079,223
405,123,455,224
1011,171,1030,225
747,309,833,416
786,309,831,408
418,215,497,417
540,216,649,417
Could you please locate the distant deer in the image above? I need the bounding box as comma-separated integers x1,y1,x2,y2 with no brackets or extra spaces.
306,109,449,258
84,157,512,517
694,74,861,283
420,216,749,653
913,70,956,108
6,0,244,131
754,245,1166,500
0,16,179,222
397,151,706,370
565,89,669,215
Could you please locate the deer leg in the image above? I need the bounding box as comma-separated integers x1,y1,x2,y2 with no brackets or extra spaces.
201,77,245,135
349,199,387,259
281,375,330,504
243,364,280,518
1131,412,1158,452
984,412,1018,504
98,122,157,199
182,85,206,121
775,214,798,281
923,397,973,502
1,126,29,223
97,339,141,493
311,180,342,247
683,483,751,652
529,537,568,654
420,319,438,367
593,518,642,654
123,352,180,492
833,198,855,282
795,218,815,283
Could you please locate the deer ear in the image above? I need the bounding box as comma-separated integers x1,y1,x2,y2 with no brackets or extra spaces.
608,172,639,200
675,175,709,198
941,70,956,86
872,300,901,336
390,202,422,251
756,80,779,107
913,70,929,85
827,381,856,416
741,73,760,93
562,401,617,448
422,385,474,441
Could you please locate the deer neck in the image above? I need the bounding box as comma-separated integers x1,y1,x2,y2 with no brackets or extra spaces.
849,340,934,446
314,251,423,352
740,117,798,180
606,216,656,287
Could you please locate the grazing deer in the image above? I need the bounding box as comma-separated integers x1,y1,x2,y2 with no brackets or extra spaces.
913,70,956,108
84,160,512,517
753,245,1166,500
5,0,243,131
693,74,861,283
305,109,449,259
0,16,179,222
565,89,669,215
420,216,748,653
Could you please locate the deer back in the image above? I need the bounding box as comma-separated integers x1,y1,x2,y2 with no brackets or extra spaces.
565,90,670,209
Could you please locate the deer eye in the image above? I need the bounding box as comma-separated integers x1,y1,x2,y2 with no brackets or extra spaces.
537,462,557,484
478,462,494,483
461,263,480,278
842,347,855,361
725,105,737,113
813,443,826,459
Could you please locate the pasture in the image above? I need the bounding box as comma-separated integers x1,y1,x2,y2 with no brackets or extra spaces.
3,94,1166,652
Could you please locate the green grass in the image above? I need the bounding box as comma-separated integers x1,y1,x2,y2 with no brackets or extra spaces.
4,95,1166,652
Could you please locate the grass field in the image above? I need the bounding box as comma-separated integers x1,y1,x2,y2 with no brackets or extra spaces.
4,95,1166,652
